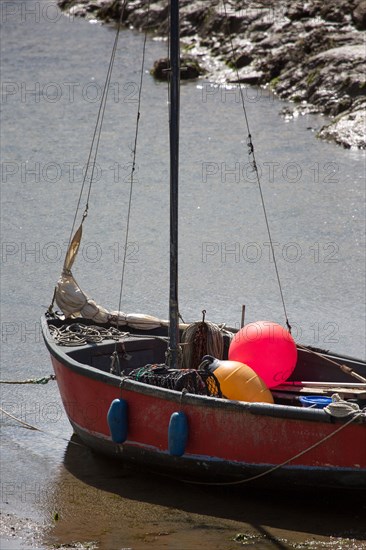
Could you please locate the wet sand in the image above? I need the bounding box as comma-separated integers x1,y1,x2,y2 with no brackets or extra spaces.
2,435,365,549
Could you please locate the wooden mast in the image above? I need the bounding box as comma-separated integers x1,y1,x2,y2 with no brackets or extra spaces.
168,0,180,368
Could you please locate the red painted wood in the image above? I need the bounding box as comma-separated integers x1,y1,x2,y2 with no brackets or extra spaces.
52,356,366,470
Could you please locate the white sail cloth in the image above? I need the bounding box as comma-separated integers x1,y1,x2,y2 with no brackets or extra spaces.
55,272,166,330
54,224,167,330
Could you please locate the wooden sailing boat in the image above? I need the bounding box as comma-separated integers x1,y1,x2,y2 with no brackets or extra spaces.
42,0,366,490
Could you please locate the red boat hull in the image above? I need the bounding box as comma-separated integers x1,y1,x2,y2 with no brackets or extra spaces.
50,353,366,490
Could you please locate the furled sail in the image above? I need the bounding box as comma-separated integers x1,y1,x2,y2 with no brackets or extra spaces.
54,225,166,331
55,271,165,330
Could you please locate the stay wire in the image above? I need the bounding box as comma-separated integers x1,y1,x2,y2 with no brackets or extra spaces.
67,0,129,249
222,0,291,331
115,1,151,337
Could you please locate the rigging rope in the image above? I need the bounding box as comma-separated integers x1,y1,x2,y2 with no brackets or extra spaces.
221,0,291,332
67,0,129,248
296,342,366,383
115,0,151,333
111,1,153,370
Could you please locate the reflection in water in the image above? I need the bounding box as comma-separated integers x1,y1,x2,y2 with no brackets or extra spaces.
43,435,366,549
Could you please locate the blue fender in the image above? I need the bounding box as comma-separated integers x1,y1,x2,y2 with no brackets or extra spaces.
168,411,188,457
107,398,128,443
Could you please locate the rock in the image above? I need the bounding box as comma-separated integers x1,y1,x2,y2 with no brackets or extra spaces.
231,70,263,85
286,3,313,21
57,0,366,149
352,0,366,30
305,46,366,114
232,53,253,69
318,101,366,149
151,56,204,81
319,1,350,23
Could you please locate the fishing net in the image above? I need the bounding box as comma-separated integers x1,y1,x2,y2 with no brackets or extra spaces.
124,364,222,397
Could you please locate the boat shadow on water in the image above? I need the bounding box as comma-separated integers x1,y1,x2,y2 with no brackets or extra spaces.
60,434,366,545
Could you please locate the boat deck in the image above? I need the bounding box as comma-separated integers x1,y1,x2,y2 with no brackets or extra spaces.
44,316,366,409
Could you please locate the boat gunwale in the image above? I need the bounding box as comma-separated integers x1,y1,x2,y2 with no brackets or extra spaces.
41,316,366,424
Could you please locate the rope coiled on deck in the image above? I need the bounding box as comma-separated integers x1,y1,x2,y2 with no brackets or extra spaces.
181,320,233,369
324,393,364,418
49,323,129,346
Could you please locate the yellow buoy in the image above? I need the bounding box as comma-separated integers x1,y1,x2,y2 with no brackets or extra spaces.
207,356,273,403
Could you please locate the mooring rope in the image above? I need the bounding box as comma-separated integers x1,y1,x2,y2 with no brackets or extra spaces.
179,407,365,486
324,394,362,418
0,375,55,385
0,406,85,447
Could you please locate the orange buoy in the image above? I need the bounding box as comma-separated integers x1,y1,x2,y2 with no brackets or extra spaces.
228,321,297,388
206,356,273,403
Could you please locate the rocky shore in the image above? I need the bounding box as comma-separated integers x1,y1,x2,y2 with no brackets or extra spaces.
58,0,366,149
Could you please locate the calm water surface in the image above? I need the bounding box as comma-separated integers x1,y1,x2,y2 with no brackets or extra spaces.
1,1,365,548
